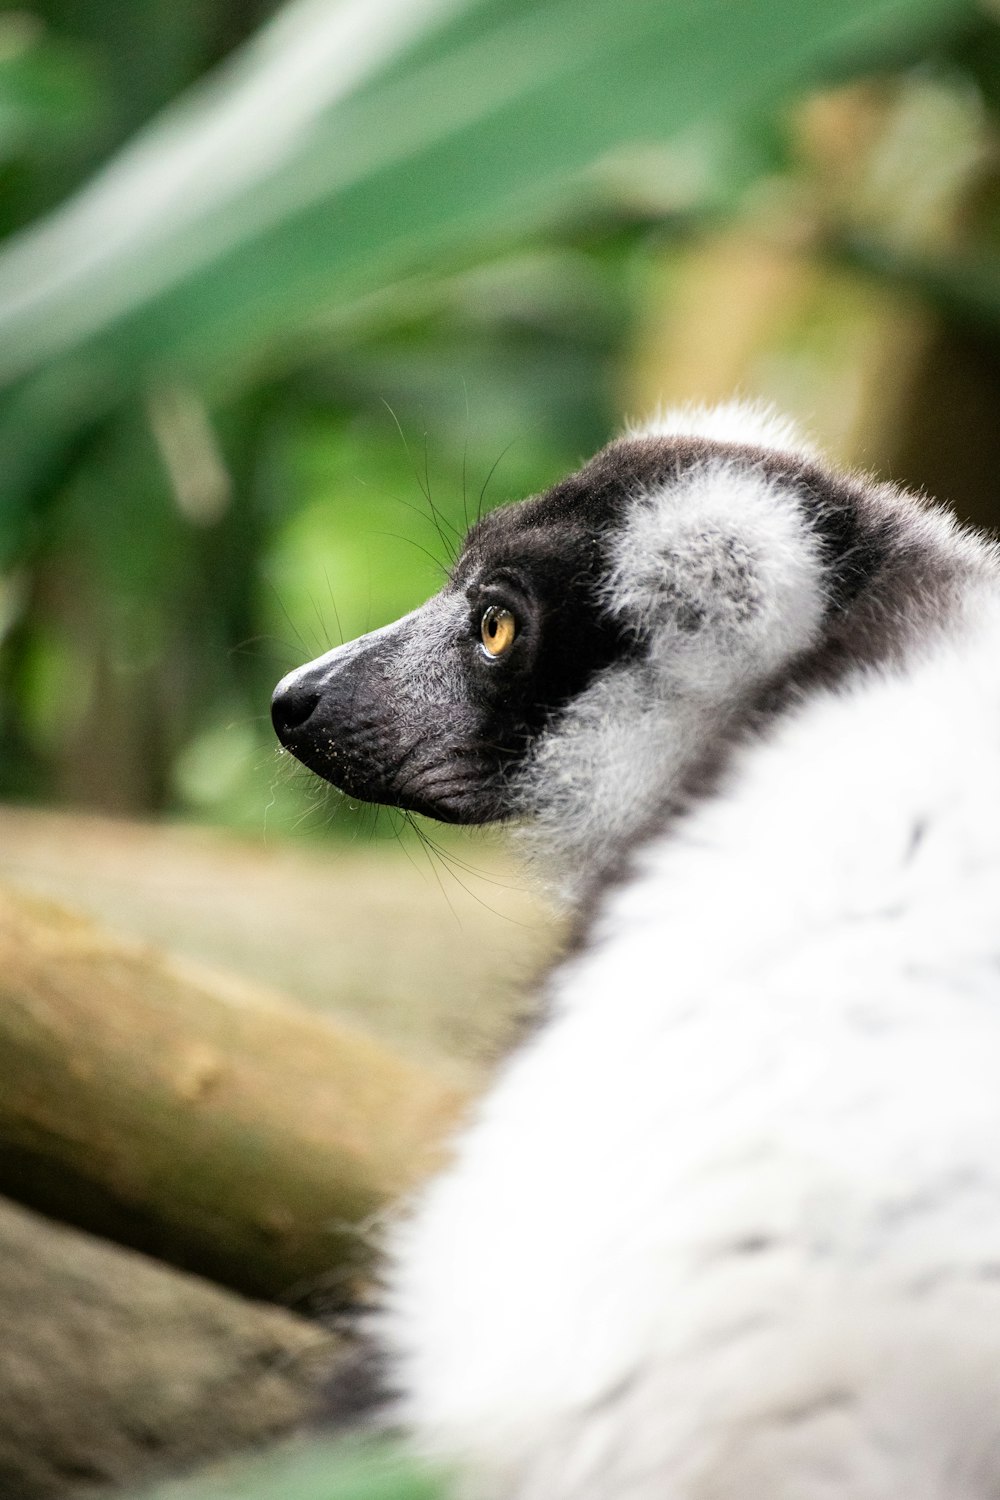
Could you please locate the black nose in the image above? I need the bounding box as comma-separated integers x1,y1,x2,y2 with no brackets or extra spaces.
271,678,321,744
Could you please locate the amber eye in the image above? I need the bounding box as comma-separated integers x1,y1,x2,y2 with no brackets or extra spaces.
480,605,517,658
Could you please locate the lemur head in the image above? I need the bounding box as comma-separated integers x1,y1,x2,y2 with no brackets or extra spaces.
271,403,977,896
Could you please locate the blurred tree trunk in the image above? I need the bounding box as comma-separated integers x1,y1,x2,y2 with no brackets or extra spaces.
0,880,464,1303
0,1194,340,1500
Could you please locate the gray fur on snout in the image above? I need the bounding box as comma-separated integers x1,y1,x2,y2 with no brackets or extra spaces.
273,591,507,822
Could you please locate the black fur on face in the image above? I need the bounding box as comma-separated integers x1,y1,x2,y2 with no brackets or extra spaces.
270,445,652,823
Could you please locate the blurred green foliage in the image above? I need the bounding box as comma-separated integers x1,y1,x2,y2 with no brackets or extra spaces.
139,1438,444,1500
0,0,999,836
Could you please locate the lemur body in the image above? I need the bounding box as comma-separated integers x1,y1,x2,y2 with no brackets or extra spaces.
272,405,1000,1499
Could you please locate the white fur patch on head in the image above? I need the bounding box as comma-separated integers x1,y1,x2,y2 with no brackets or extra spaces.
606,458,827,689
631,400,819,462
514,455,828,899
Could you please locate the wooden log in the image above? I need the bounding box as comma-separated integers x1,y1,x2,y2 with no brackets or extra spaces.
0,804,556,1079
0,881,465,1302
0,1194,341,1500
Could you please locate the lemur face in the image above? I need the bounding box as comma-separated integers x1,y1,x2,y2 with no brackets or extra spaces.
270,446,639,823
272,406,917,878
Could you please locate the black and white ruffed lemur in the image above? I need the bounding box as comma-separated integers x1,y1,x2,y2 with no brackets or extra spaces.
272,403,1000,1500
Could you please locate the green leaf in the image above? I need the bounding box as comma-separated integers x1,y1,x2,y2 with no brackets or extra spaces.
0,0,978,532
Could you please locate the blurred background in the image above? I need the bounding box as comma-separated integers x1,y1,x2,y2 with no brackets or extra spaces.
0,0,998,835
2,0,1000,1495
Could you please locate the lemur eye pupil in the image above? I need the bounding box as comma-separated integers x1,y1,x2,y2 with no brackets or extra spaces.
481,605,516,658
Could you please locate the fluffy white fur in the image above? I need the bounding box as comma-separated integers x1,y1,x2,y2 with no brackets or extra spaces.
631,400,818,461
378,405,1000,1498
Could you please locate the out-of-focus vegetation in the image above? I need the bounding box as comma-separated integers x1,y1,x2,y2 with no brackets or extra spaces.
1,0,998,838
138,1440,443,1500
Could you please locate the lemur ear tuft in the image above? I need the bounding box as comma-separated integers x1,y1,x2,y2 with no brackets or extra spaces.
614,524,761,640
604,458,828,684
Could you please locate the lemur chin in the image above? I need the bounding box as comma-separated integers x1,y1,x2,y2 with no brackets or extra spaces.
272,403,1000,1500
